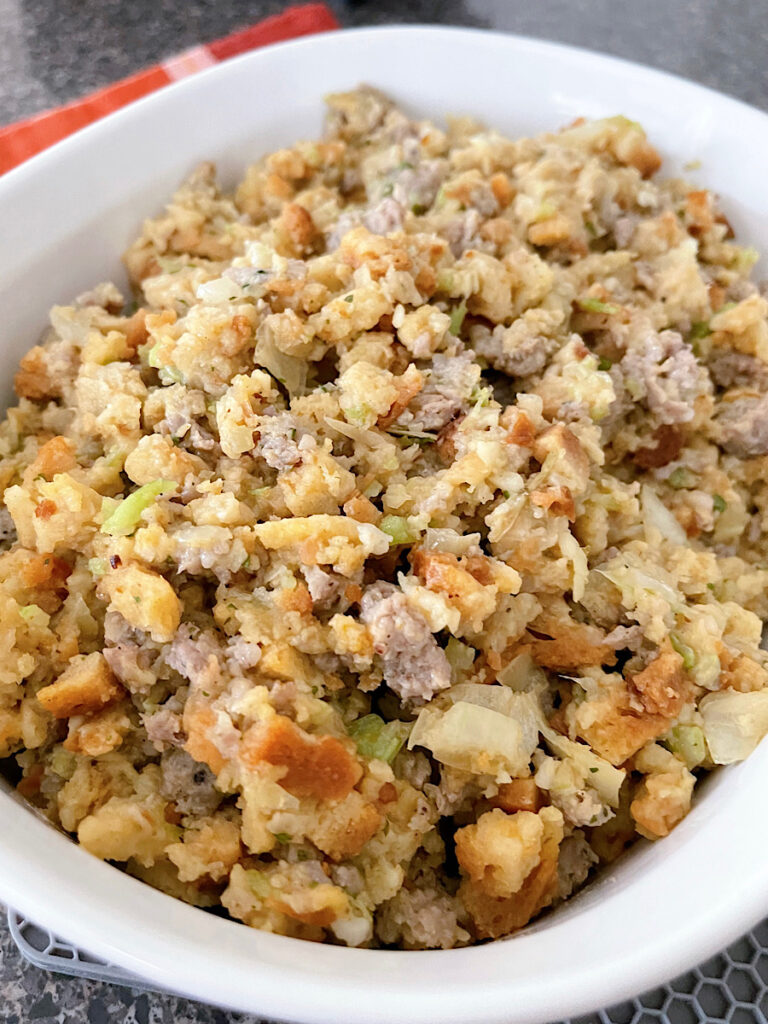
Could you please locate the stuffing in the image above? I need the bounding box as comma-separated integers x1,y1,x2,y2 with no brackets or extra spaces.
4,88,768,951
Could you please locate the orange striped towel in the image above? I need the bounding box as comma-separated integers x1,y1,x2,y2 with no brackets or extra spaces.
0,3,339,175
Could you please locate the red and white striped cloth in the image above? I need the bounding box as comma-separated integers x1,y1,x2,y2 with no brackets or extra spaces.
0,3,339,175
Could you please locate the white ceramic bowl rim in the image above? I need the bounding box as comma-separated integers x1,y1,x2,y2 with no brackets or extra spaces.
1,25,768,1024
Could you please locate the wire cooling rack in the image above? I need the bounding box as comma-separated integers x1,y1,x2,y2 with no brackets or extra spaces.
7,906,768,1022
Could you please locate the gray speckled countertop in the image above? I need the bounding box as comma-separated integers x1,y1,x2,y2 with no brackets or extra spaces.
1,1,768,1021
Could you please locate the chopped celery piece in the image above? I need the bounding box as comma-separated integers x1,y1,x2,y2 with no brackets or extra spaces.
19,604,49,628
689,321,711,341
666,724,707,769
245,869,272,899
668,467,696,489
712,494,727,513
576,297,619,315
101,479,177,537
449,300,468,336
50,747,77,779
147,344,164,369
87,557,107,577
379,515,420,546
348,714,411,763
669,631,696,671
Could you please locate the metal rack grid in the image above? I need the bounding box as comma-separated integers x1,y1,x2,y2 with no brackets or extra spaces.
8,907,768,1022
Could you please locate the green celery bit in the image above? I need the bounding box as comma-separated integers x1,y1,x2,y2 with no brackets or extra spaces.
436,270,455,292
345,403,374,426
597,356,613,372
101,479,178,537
245,870,272,899
576,297,619,315
668,467,696,489
712,494,727,513
666,724,707,769
50,747,77,779
87,557,107,577
348,714,411,763
19,604,48,628
449,300,468,336
273,832,292,844
689,321,711,341
669,631,696,671
146,344,164,369
379,515,420,546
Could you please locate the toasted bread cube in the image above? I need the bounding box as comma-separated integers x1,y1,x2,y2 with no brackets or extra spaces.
37,653,124,719
98,564,181,642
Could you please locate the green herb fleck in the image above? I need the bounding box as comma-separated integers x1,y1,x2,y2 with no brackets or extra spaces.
274,832,292,844
597,356,613,372
712,494,727,513
589,766,599,773
411,203,427,215
344,294,354,303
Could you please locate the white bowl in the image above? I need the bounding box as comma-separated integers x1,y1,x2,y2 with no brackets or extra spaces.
1,25,768,1024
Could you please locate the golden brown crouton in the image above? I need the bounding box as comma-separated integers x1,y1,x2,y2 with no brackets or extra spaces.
97,564,182,643
307,789,382,861
26,436,76,483
457,807,564,939
502,408,537,449
530,485,576,522
526,615,613,671
630,770,695,839
377,365,424,429
183,701,226,776
490,779,544,814
15,346,56,400
412,549,496,629
19,551,72,591
528,214,573,246
37,653,125,719
718,646,768,693
630,647,689,717
63,705,132,756
576,682,671,766
240,715,362,802
276,203,318,257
